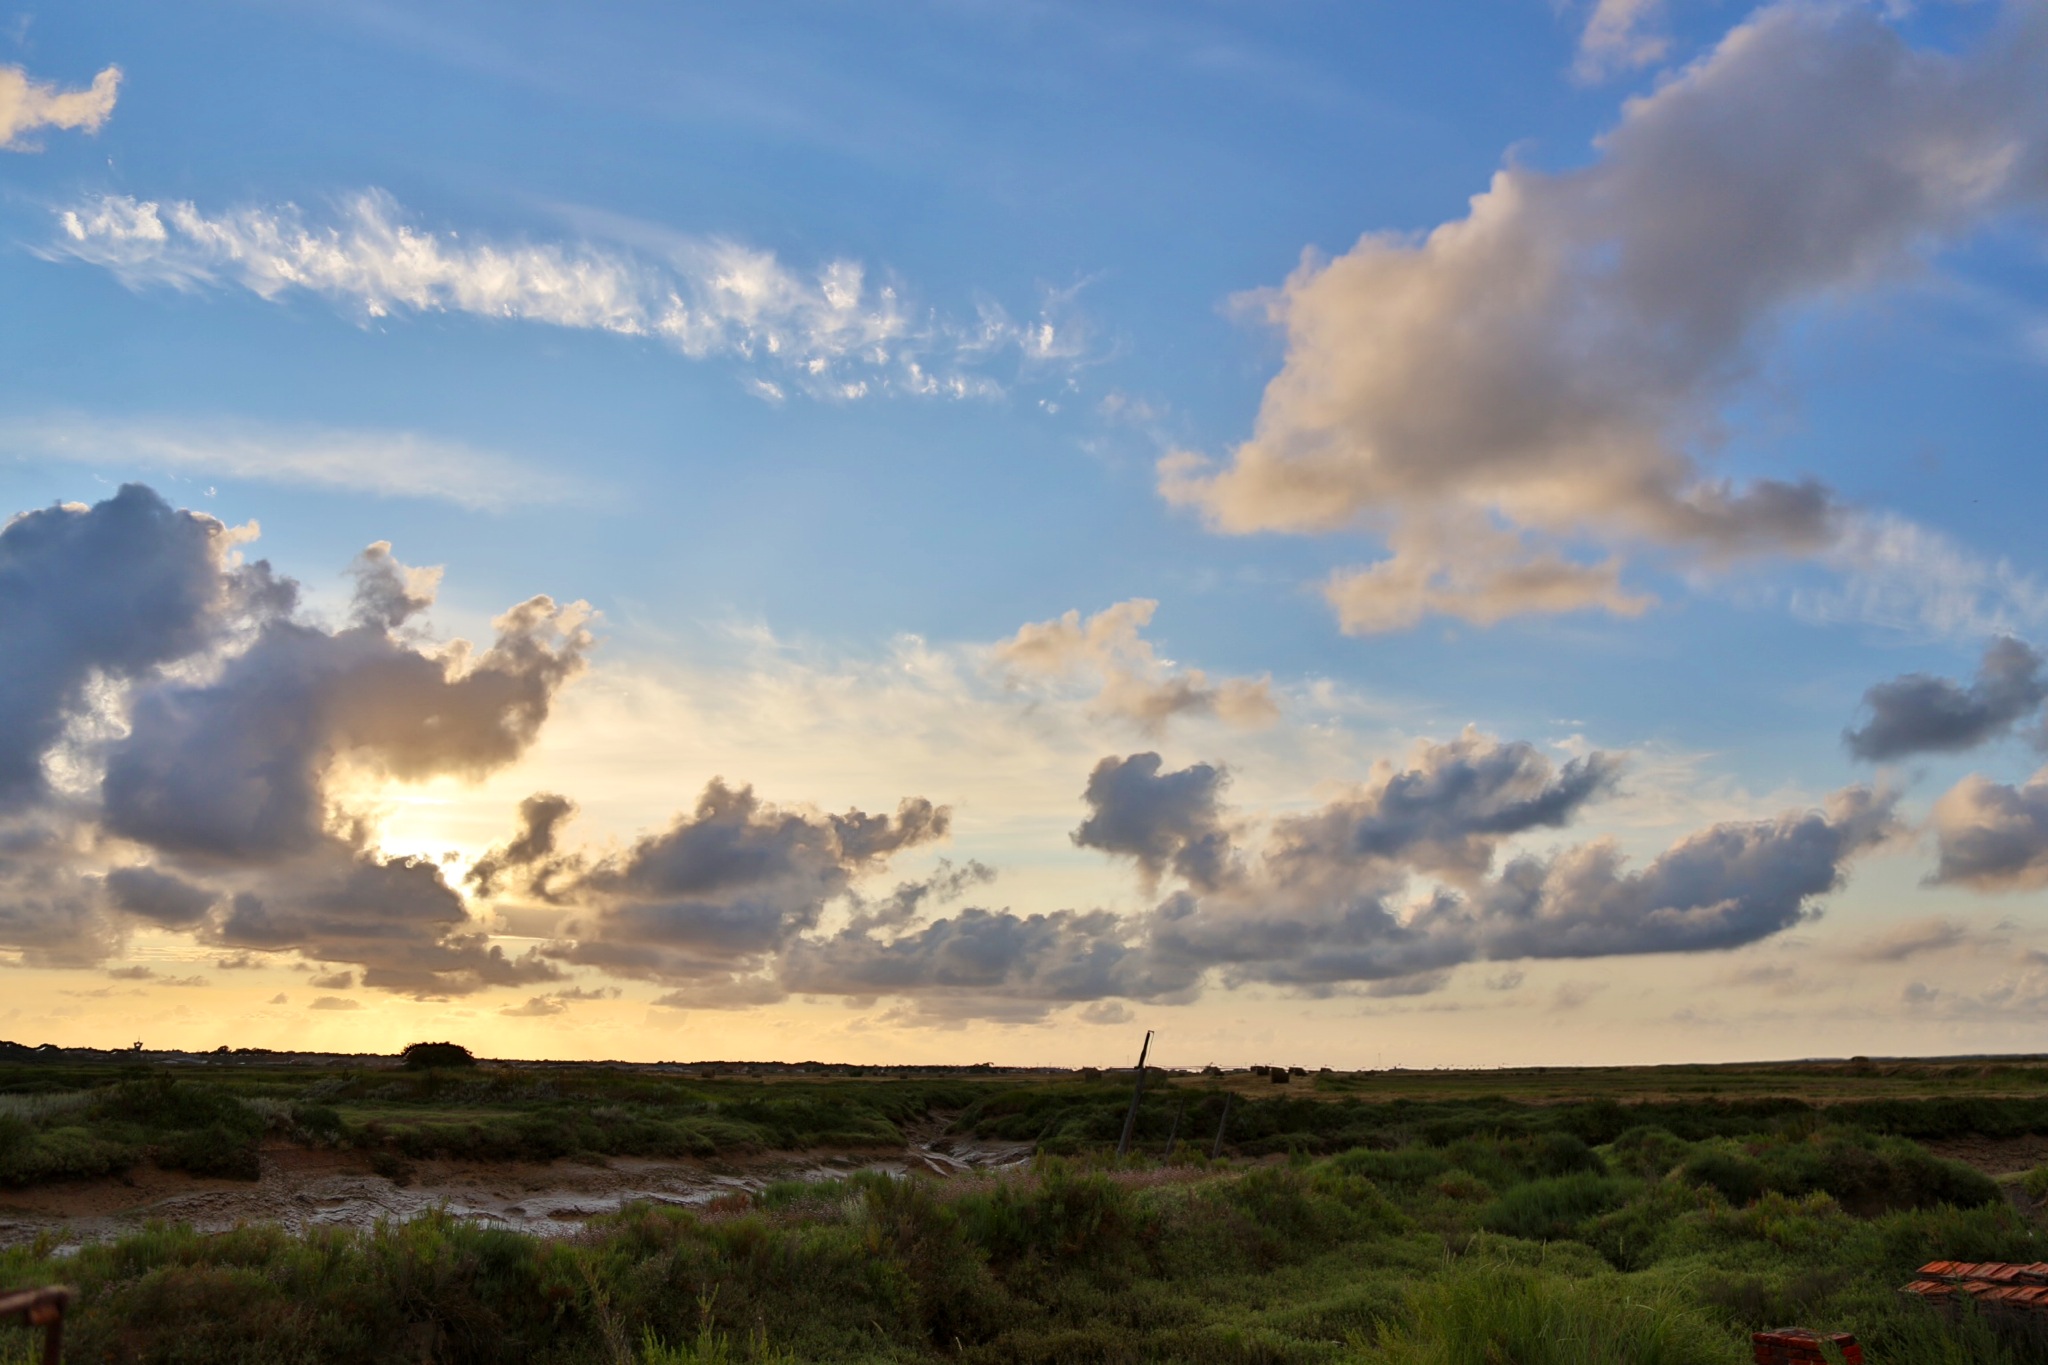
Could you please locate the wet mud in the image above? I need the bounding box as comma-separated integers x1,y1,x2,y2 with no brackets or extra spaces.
0,1134,1033,1250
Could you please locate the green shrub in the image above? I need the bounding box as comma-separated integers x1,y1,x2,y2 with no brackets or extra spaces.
1480,1174,1636,1242
956,1161,1139,1269
1531,1131,1607,1179
0,1124,132,1184
1606,1125,1694,1180
400,1042,478,1070
1584,1179,1716,1271
1681,1148,1768,1206
1361,1263,1744,1365
1331,1145,1452,1189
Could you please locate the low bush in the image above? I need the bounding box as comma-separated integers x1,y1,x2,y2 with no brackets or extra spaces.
1361,1263,1743,1365
1480,1173,1637,1242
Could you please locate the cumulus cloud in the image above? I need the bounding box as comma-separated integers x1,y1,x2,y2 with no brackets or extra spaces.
780,906,1152,1020
842,858,997,933
1845,637,2047,761
102,545,589,861
466,792,579,900
103,865,216,927
1162,4,2048,631
1472,785,1898,960
0,818,116,966
1072,753,1234,891
0,484,285,810
994,600,1278,733
1140,777,1895,991
749,733,1887,1017
43,189,1079,400
547,781,950,998
1268,729,1622,882
205,845,562,996
0,485,593,996
0,64,119,150
1929,770,2048,890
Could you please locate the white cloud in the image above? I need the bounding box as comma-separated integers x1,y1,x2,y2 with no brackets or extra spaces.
1574,0,1670,83
43,189,1083,400
1792,511,2048,641
0,64,119,150
0,412,590,511
1164,4,2048,632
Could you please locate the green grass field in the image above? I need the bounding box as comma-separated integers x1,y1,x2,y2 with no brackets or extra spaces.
4,1054,2048,1362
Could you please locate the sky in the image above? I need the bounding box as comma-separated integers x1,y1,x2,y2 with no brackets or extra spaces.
3,1,2048,1069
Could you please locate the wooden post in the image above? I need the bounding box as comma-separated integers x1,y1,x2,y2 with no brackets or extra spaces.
1115,1030,1152,1158
1210,1091,1233,1159
0,1286,73,1365
1161,1100,1184,1159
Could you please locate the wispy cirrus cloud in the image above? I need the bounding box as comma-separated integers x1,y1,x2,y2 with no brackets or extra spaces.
41,189,1084,400
1794,512,2048,643
0,412,593,511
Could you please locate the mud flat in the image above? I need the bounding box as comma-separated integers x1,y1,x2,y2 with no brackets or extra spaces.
0,1135,1032,1250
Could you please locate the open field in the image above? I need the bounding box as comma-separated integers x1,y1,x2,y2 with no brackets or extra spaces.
4,1049,2048,1361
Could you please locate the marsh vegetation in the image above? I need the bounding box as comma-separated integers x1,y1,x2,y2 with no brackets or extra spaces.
2,1055,2046,1362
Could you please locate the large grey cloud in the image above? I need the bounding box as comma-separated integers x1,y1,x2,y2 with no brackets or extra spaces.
103,865,216,927
1474,786,1898,960
741,735,1888,1017
780,907,1164,1020
1267,730,1621,881
549,781,950,993
0,485,593,995
1929,771,2048,891
103,548,589,861
1161,3,2048,631
1845,637,2047,761
1132,774,1896,992
466,792,579,900
0,816,116,967
1077,732,1620,893
1072,752,1234,891
211,844,559,996
0,483,287,810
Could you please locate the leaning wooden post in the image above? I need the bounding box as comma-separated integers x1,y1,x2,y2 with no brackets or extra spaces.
1161,1099,1184,1159
1115,1029,1152,1158
1210,1091,1233,1159
0,1285,74,1365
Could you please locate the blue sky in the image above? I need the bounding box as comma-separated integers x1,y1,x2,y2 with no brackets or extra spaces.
2,1,2047,1066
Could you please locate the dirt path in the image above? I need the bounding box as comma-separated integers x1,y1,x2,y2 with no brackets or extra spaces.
0,1135,1033,1251
1924,1134,2048,1177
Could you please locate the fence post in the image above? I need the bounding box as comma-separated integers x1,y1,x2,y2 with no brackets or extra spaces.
1161,1100,1184,1159
1210,1091,1233,1159
1115,1030,1152,1158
